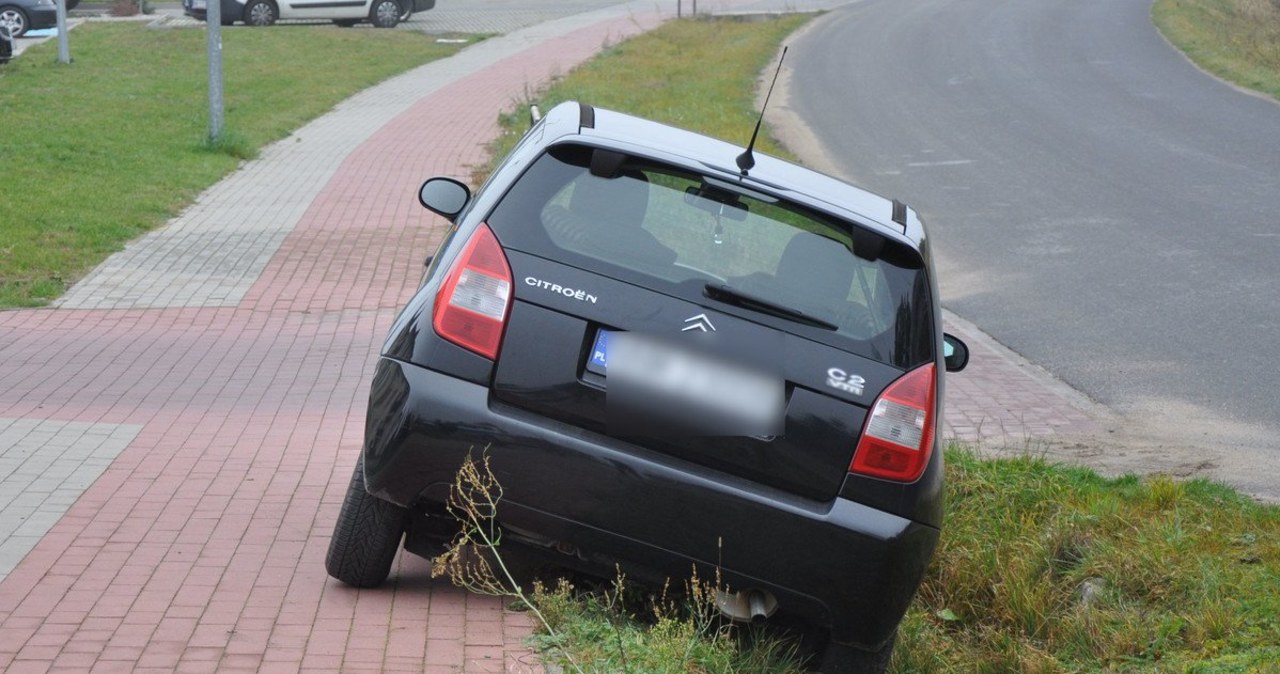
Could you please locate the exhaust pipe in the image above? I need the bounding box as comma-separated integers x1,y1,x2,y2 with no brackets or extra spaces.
714,588,778,623
748,590,770,624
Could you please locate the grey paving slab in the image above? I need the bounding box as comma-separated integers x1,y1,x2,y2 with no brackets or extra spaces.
0,418,141,582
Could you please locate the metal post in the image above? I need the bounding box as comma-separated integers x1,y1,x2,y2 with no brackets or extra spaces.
692,0,696,15
55,0,69,63
677,0,681,18
207,0,224,140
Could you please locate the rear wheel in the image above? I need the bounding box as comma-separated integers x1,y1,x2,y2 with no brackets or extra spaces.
243,0,277,26
326,455,408,587
369,0,399,28
0,6,29,38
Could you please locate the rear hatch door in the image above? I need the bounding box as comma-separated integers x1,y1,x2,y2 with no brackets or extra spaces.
485,144,933,502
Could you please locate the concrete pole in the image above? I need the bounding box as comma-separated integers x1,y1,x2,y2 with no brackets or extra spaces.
207,0,224,140
55,0,69,63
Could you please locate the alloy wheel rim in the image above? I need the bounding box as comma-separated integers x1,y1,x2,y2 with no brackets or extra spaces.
1,10,25,34
376,1,397,23
249,3,273,24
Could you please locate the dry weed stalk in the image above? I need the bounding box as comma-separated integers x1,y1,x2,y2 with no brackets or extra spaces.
430,450,586,674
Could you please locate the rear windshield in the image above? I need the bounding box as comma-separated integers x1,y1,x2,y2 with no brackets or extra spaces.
487,144,933,368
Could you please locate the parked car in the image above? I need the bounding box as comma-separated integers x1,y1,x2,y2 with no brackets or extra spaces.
184,0,433,28
326,101,968,673
0,0,59,39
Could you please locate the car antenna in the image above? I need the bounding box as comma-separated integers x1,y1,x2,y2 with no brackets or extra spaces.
736,45,788,176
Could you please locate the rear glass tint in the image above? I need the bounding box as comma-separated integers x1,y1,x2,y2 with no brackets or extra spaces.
487,144,933,368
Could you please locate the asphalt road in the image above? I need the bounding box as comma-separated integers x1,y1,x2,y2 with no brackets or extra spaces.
787,0,1280,447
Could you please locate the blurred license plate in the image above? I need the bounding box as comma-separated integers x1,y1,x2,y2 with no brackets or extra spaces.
591,329,782,436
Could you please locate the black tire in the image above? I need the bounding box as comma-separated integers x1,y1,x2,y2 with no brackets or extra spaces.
243,0,276,26
814,632,896,674
0,5,29,39
332,18,358,26
369,0,399,28
325,455,408,588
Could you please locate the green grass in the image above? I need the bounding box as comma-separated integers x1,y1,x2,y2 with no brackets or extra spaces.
470,15,1280,672
897,448,1280,673
1153,0,1280,102
0,23,474,308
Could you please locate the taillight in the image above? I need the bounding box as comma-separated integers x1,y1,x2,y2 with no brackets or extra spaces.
850,363,936,482
432,223,513,360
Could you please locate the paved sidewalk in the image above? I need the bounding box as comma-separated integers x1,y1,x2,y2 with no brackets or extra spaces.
0,1,1108,672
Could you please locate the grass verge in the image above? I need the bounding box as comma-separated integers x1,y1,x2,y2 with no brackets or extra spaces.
1153,0,1280,102
0,23,474,308
470,14,1280,673
899,449,1279,673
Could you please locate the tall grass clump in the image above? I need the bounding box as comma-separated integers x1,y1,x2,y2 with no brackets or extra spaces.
200,129,257,161
1153,0,1280,101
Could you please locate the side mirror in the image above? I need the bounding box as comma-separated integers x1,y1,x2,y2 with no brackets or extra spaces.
419,177,471,221
943,333,969,373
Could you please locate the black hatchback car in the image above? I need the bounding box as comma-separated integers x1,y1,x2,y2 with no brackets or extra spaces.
327,101,968,673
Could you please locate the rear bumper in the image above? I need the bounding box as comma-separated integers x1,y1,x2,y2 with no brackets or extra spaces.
363,356,938,648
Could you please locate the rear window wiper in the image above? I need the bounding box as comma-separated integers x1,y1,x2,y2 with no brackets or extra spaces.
703,283,838,331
